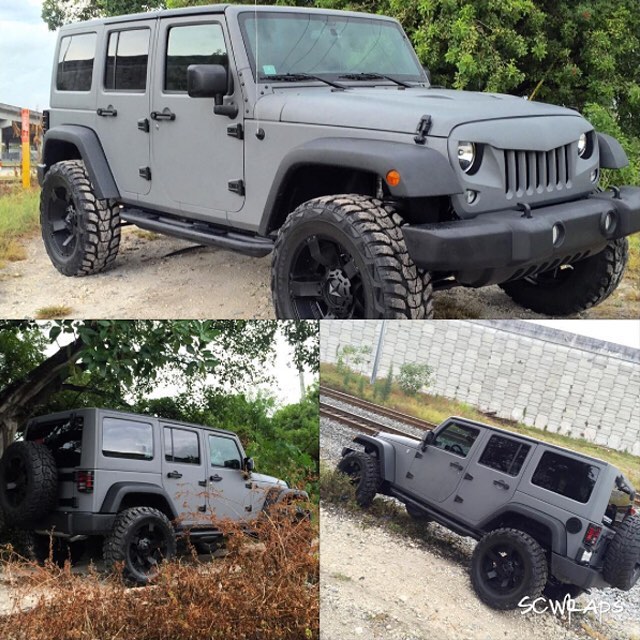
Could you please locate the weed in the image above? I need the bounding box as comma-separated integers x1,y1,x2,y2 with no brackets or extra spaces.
34,305,73,319
0,188,40,265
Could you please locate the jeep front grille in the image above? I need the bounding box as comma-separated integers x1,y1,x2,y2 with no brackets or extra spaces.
504,144,572,197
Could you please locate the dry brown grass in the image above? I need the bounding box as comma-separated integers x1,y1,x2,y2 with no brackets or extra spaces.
34,305,73,319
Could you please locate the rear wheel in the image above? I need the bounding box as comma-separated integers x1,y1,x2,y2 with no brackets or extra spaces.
337,451,380,507
471,528,548,610
103,507,176,585
603,514,640,590
499,239,628,316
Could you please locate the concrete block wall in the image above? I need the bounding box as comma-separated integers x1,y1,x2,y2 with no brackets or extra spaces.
320,320,640,455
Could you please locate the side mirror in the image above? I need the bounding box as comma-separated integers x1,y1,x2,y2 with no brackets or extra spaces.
421,430,435,451
244,457,255,472
187,64,228,98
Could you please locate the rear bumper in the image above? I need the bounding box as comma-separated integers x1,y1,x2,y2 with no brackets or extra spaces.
402,186,640,286
550,552,608,590
35,512,116,537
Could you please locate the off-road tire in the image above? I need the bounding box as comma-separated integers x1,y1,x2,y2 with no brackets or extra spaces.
272,195,432,319
103,506,176,585
405,503,432,523
40,160,121,276
602,514,640,590
499,238,628,316
337,451,380,507
0,442,58,527
471,528,548,610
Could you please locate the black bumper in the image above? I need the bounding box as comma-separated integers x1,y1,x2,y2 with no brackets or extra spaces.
550,552,608,590
35,511,116,536
402,186,640,287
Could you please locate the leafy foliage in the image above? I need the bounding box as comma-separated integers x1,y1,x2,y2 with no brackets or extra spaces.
397,362,432,396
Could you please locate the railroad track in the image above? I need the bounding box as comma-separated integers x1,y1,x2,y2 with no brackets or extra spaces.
320,386,438,431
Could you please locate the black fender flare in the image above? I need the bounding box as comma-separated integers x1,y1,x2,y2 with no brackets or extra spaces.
597,132,629,170
40,125,120,200
259,137,462,235
477,503,567,555
351,434,396,483
100,482,178,519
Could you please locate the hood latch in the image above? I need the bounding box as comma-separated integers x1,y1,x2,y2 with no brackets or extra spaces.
414,114,432,145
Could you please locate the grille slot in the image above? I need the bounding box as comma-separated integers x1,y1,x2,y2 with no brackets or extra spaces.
504,144,572,197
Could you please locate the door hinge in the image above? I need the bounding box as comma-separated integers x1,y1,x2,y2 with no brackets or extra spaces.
228,179,245,196
137,117,150,133
414,114,432,145
227,123,244,140
245,505,252,513
414,451,423,459
198,505,207,512
139,166,152,181
198,480,208,487
406,472,414,480
454,495,463,503
463,473,473,481
245,482,253,489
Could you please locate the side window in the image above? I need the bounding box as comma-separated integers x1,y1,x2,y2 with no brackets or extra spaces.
478,435,531,477
105,29,150,91
56,33,97,91
209,435,242,470
165,23,228,92
164,427,201,465
102,417,153,460
432,423,480,458
531,451,600,504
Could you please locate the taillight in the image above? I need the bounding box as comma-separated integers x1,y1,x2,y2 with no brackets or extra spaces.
583,523,602,547
42,109,50,133
629,506,637,516
76,470,94,493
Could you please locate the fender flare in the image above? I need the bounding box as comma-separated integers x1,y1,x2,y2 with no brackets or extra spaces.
100,482,178,519
40,125,120,200
259,137,462,235
597,132,629,170
261,486,309,510
477,503,567,555
351,434,396,483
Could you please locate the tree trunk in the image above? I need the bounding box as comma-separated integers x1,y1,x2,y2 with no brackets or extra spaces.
0,337,84,455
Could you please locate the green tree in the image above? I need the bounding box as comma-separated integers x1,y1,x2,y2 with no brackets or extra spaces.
42,0,166,30
397,362,432,396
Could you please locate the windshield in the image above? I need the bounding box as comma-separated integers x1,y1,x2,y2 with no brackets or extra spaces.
239,12,426,83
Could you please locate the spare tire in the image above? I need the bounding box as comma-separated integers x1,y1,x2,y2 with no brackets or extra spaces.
0,442,58,527
603,514,640,590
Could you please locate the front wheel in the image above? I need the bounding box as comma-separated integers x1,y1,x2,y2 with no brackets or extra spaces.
499,238,628,316
337,451,380,507
271,195,432,319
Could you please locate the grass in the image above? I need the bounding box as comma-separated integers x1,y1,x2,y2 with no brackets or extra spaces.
321,363,640,488
34,305,73,319
0,187,40,267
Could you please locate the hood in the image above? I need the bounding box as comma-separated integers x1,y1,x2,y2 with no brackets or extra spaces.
251,472,288,488
255,87,580,137
377,432,422,449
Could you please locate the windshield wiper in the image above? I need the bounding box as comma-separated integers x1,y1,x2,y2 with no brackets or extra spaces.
258,73,347,90
339,72,416,89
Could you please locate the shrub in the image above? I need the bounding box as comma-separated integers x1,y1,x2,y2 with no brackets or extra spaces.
397,363,432,396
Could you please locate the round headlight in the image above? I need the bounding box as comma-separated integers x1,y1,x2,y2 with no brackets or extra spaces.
578,133,588,157
458,141,476,173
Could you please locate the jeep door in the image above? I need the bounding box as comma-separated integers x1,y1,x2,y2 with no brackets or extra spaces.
448,433,535,525
146,15,245,219
205,433,252,523
404,420,482,505
95,21,155,198
161,424,208,527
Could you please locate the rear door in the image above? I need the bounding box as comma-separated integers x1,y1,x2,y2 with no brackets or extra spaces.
450,433,535,524
161,424,208,527
405,420,483,505
95,21,155,199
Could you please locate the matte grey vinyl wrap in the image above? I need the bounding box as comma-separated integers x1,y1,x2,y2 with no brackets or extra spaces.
353,434,397,483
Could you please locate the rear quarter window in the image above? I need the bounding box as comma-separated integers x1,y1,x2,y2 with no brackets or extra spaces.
531,451,599,503
57,32,97,91
102,417,153,460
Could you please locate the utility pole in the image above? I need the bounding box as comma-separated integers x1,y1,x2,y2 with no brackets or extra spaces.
370,320,387,384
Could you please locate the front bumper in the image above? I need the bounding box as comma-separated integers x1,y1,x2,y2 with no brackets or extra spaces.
402,186,640,287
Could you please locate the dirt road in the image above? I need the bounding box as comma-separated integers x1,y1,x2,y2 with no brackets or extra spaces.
0,231,637,319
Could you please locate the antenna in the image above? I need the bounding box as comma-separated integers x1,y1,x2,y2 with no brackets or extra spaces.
254,1,260,136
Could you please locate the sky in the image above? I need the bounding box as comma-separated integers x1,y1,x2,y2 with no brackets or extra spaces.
527,320,640,350
0,0,57,111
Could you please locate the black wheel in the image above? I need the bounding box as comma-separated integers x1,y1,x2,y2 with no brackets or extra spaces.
499,238,628,316
103,507,176,585
602,514,640,590
272,195,432,319
471,528,548,610
23,530,84,566
405,503,431,523
0,442,57,528
543,578,584,601
40,160,121,276
337,451,380,507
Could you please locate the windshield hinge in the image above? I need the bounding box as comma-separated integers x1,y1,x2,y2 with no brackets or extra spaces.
414,114,432,145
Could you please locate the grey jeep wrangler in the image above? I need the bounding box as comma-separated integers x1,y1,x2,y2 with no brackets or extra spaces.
0,408,307,584
338,416,640,609
39,5,640,319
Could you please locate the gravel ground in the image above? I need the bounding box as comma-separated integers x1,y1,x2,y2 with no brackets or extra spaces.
321,412,640,640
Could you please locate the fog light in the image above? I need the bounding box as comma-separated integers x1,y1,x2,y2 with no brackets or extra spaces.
552,223,565,247
601,210,617,236
465,190,478,205
591,168,599,183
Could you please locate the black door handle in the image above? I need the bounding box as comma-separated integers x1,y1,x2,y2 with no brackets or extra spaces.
97,107,117,117
151,109,176,121
167,471,182,479
450,461,463,471
493,479,510,490
210,474,223,482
